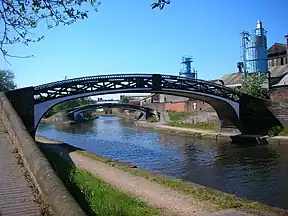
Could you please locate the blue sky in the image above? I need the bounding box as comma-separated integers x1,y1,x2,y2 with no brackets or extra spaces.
0,0,287,94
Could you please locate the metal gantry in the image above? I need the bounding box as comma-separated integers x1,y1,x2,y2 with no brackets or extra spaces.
33,74,241,104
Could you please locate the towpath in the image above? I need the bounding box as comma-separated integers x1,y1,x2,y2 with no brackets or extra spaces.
0,125,41,216
37,136,256,216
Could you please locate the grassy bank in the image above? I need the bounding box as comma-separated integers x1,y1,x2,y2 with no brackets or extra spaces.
168,122,220,132
76,148,286,215
41,147,160,216
168,111,191,121
167,111,220,132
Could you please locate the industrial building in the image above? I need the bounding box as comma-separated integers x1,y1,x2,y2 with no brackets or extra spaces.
140,20,288,113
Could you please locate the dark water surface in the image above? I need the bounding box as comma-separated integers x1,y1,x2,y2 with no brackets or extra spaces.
37,116,288,209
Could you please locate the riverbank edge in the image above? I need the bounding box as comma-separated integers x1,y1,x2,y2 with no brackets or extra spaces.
0,92,86,216
134,121,288,142
40,146,162,216
41,113,129,125
36,135,288,216
41,118,76,124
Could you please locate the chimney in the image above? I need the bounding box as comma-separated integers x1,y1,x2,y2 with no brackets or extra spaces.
286,35,288,64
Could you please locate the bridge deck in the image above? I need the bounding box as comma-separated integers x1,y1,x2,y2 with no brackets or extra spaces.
0,125,41,216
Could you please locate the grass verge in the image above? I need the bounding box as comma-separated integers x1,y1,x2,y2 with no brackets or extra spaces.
168,122,220,132
41,147,160,216
77,148,287,215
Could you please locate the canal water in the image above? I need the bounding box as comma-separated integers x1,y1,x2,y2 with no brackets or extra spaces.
37,116,288,209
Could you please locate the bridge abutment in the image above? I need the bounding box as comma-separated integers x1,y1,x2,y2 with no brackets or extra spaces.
239,95,283,135
5,87,35,137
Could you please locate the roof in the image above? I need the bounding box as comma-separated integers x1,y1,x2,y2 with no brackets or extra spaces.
270,64,288,78
219,64,288,86
272,73,288,87
219,73,242,86
268,43,286,54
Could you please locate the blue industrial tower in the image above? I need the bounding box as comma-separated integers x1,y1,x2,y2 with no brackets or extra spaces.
179,56,198,79
239,20,269,89
240,20,268,74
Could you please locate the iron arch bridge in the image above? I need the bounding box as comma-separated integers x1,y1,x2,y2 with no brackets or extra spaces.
5,73,282,136
66,103,158,121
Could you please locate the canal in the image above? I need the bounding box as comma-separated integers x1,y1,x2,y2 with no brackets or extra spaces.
37,116,288,210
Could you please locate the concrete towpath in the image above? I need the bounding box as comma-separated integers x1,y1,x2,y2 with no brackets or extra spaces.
37,136,257,216
0,125,41,216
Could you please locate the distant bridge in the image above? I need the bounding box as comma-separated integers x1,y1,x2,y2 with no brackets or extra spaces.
94,99,119,104
5,73,282,136
67,103,158,121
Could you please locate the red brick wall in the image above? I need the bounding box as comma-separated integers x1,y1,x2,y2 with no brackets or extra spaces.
270,87,288,102
165,102,185,112
129,100,141,105
146,101,214,113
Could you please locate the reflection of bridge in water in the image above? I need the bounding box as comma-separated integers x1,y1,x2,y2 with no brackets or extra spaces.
6,73,282,136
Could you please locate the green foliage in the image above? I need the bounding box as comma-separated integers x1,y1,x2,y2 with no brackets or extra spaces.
267,126,283,137
0,69,17,91
42,148,160,216
0,1,169,60
168,111,191,121
168,122,220,132
146,116,159,122
239,73,269,99
279,126,288,136
45,97,94,118
119,95,131,104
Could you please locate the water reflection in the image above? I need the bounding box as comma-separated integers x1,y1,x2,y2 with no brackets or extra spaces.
37,117,288,209
54,121,95,134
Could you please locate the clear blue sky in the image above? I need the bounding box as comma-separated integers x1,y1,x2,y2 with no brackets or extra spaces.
1,0,287,90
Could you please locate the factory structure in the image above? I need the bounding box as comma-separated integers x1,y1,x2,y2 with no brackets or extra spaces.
137,20,288,113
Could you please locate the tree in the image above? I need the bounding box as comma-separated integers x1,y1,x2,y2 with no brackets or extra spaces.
0,69,17,91
45,96,94,117
0,0,170,61
239,73,269,99
119,95,130,104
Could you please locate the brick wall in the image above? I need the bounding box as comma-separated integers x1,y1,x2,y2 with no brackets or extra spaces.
270,87,288,102
146,100,213,113
269,103,288,126
165,102,185,112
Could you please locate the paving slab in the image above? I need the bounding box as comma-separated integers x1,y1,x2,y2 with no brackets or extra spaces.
0,125,41,216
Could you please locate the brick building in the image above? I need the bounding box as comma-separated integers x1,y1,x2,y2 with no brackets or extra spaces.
219,34,288,103
268,35,288,67
140,93,214,112
141,34,288,112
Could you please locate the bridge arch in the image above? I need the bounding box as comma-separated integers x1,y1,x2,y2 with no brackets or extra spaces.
33,74,241,132
67,103,158,121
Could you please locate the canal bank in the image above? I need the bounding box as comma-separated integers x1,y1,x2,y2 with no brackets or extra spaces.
36,135,287,216
134,121,288,143
36,116,288,210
